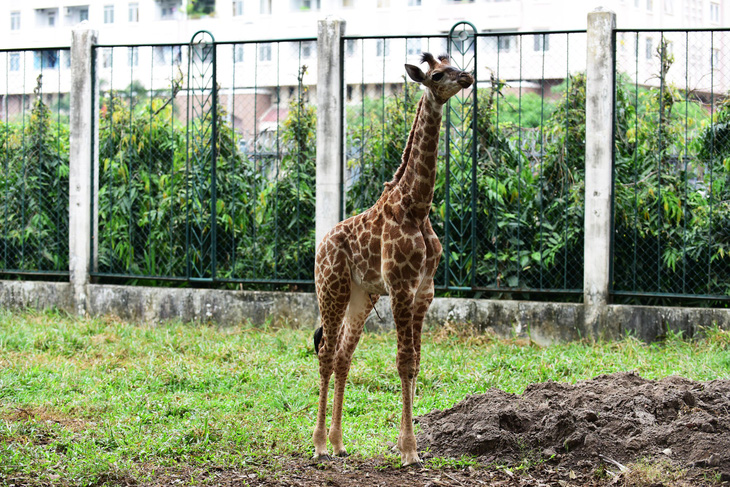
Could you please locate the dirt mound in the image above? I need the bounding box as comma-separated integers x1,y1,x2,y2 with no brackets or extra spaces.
417,372,730,478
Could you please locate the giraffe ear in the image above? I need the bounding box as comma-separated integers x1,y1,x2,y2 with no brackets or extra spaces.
405,64,426,83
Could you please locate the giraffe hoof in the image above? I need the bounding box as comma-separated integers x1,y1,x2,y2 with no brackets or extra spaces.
313,453,333,462
335,450,349,458
403,460,424,469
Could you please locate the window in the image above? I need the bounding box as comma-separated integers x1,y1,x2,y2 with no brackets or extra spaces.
101,48,113,68
300,41,315,59
710,2,720,22
48,11,56,27
234,45,245,63
376,39,390,57
35,51,59,69
104,5,115,23
233,0,244,16
646,0,653,11
407,38,422,57
260,0,272,14
342,0,354,6
408,0,422,5
664,0,673,14
346,39,357,57
645,37,653,60
158,0,181,19
300,0,320,9
10,11,20,30
128,46,138,67
79,7,89,22
9,53,20,71
129,3,139,22
377,0,390,7
154,46,182,65
498,35,515,52
259,43,272,62
533,34,549,51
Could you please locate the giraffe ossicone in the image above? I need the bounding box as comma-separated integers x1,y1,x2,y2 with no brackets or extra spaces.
312,52,474,467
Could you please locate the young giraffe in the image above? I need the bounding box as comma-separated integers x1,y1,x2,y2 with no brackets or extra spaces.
313,53,473,467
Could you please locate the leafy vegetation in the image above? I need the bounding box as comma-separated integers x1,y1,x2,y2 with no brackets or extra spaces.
0,76,69,274
612,41,730,300
95,70,315,285
1,310,728,485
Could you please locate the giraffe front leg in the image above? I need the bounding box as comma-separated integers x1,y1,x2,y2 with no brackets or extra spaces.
390,288,422,468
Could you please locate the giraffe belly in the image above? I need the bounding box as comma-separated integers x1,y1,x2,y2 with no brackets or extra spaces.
351,263,388,295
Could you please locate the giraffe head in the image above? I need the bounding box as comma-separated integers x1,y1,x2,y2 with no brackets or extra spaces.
405,52,474,105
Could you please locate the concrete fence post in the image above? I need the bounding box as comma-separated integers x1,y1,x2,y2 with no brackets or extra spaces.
315,17,346,248
69,23,98,316
584,9,616,338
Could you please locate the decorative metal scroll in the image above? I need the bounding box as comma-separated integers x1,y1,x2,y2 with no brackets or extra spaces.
444,21,478,289
186,30,217,281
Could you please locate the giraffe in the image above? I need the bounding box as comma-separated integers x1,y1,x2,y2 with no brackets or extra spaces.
312,52,473,467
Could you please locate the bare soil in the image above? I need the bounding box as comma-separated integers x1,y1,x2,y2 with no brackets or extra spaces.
213,372,730,487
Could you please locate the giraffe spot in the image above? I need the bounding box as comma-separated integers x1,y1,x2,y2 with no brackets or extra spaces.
401,264,418,280
425,139,437,152
417,181,432,195
369,238,380,255
397,238,414,256
388,266,403,281
365,269,380,281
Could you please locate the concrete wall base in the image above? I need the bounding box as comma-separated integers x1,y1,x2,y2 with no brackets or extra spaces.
1,280,727,343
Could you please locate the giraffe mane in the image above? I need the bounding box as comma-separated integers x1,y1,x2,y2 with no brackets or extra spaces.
383,96,425,191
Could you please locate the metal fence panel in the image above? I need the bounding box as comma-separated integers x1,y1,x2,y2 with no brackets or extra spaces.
343,28,587,296
0,48,70,278
612,29,730,302
93,35,317,286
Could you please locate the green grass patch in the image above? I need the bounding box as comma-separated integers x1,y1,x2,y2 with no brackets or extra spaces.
1,309,729,485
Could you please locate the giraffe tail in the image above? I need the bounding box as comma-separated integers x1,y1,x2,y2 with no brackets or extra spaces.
313,326,323,355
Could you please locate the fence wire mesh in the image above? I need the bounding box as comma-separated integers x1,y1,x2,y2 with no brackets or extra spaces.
0,48,70,277
93,37,317,286
343,29,587,296
612,29,730,303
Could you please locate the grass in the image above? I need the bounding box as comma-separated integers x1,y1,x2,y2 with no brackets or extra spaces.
1,309,729,486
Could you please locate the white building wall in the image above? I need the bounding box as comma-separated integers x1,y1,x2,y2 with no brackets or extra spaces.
0,1,727,110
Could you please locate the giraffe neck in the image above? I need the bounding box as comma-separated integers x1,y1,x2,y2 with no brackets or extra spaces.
394,92,443,220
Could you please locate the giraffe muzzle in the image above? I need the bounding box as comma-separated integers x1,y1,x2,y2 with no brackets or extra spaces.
457,73,474,88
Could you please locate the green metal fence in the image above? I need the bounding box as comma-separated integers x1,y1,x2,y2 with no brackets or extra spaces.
343,27,587,296
612,29,730,303
0,48,70,278
92,34,317,287
3,26,728,306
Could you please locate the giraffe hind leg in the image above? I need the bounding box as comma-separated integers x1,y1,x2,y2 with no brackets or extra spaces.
328,285,377,456
313,252,351,461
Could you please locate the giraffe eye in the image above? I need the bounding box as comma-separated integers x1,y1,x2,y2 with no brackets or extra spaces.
432,72,444,81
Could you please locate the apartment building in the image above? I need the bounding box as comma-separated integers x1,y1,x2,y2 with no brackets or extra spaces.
0,1,727,135
1,0,726,48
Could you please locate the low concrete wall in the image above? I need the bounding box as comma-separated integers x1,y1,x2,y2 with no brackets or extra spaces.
0,281,74,312
1,280,728,343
